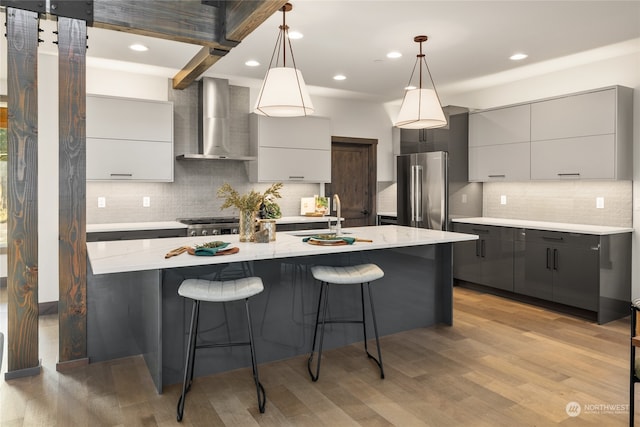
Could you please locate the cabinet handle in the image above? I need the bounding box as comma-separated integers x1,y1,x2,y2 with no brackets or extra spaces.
110,173,133,177
543,236,564,242
487,174,506,178
553,248,558,270
471,228,489,234
475,240,481,257
288,176,304,180
546,248,551,269
557,173,580,177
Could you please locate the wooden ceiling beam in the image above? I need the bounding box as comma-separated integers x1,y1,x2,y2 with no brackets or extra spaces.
172,47,227,90
89,0,288,89
92,0,223,48
172,0,287,89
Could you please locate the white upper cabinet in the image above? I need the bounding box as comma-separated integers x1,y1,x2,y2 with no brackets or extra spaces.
530,87,632,180
248,114,331,182
469,104,530,147
468,104,530,182
86,95,174,182
469,86,633,182
469,142,531,182
530,89,615,141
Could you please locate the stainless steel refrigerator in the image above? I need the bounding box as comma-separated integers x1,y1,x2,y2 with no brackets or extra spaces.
397,151,449,231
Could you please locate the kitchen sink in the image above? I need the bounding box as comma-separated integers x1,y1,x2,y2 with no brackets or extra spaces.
288,230,351,237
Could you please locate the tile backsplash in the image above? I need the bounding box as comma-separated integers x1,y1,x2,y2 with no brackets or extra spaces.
483,180,632,227
86,80,319,223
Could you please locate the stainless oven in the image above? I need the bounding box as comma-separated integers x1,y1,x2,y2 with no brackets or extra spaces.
178,217,240,237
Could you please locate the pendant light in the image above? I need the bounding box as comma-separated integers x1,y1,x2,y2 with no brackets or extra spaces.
394,35,446,129
254,2,314,117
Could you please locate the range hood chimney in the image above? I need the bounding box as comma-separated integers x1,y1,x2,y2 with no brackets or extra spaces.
177,77,255,161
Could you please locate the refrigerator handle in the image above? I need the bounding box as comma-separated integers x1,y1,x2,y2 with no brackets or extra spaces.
414,165,423,222
410,165,415,224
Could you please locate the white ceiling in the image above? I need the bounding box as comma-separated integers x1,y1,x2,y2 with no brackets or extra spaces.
2,1,640,103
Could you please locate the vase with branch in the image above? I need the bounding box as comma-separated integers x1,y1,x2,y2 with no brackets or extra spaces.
217,182,283,242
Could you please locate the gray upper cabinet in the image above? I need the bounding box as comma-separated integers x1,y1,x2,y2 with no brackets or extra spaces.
86,95,174,182
468,86,633,182
468,104,530,182
248,114,331,183
530,86,633,180
469,104,530,147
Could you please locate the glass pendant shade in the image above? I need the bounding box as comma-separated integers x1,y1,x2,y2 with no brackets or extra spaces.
254,67,314,117
395,88,447,129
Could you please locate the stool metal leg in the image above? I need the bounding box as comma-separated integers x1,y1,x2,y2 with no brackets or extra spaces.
364,282,385,379
308,282,330,381
245,298,266,413
177,299,200,422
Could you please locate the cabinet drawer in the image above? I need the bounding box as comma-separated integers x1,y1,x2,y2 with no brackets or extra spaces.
524,229,599,248
531,134,615,180
453,223,514,241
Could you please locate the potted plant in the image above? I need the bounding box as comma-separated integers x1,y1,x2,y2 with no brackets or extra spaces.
217,182,283,242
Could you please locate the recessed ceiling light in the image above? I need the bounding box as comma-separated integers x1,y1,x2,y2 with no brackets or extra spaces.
404,85,417,91
245,60,260,67
129,43,148,52
386,51,402,59
510,53,528,61
333,74,346,81
288,31,303,40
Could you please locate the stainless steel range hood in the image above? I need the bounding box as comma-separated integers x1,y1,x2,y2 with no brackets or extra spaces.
177,77,255,161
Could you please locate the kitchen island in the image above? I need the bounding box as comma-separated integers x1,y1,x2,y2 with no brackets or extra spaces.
86,225,477,393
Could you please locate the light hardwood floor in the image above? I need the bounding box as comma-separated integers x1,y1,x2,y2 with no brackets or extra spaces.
0,286,633,426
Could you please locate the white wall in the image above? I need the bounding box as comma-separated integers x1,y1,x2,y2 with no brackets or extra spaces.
445,50,640,298
37,54,170,303
38,54,59,304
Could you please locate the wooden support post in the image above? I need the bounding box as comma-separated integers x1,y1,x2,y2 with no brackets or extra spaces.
56,16,89,369
4,7,41,380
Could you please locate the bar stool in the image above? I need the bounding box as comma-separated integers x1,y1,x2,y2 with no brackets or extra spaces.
176,277,266,421
307,264,385,381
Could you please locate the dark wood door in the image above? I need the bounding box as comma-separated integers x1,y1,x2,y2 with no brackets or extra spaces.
327,138,376,227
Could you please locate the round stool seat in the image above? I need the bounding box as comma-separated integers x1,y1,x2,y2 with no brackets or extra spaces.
178,277,264,302
310,264,384,285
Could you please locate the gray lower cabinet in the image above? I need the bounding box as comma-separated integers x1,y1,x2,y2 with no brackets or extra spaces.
276,222,327,232
455,222,631,323
515,230,599,311
452,223,514,291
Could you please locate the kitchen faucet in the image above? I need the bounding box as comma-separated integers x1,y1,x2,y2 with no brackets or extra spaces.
332,194,341,236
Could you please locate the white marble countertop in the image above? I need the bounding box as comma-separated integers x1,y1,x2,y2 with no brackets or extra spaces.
275,216,340,224
452,217,633,235
87,225,478,275
87,217,337,233
87,221,188,233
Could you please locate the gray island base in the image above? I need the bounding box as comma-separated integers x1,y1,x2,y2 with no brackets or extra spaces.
86,226,477,393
